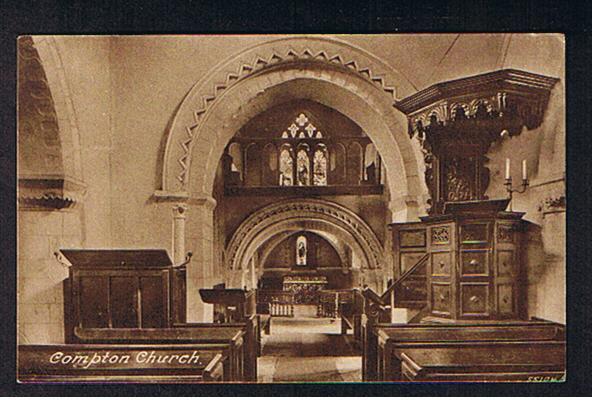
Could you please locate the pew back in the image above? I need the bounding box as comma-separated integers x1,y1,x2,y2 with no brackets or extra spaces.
396,341,566,382
364,321,566,382
74,326,247,381
18,344,227,383
174,315,260,380
377,324,565,343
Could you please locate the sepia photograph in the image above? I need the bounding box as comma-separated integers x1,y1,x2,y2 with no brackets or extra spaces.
16,33,566,385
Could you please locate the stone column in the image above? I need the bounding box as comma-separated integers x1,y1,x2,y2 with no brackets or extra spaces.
185,196,217,322
250,256,257,289
172,204,188,264
389,195,422,223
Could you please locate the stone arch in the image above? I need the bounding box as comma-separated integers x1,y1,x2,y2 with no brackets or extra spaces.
28,37,84,182
225,198,384,286
159,36,425,219
18,36,86,209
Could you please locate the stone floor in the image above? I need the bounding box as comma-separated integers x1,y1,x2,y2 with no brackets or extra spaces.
257,316,362,383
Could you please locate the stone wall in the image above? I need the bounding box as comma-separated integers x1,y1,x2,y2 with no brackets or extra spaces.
18,210,82,343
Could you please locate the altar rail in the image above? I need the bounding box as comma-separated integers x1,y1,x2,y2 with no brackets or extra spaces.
317,290,354,318
256,290,294,317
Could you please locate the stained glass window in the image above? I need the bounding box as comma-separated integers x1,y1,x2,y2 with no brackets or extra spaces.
277,113,327,187
296,235,307,265
279,147,293,186
313,146,327,186
296,147,310,186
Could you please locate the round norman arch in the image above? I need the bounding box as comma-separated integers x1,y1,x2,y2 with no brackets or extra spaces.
159,36,426,219
225,198,384,285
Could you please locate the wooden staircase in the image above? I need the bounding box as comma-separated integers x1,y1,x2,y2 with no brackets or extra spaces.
363,253,429,323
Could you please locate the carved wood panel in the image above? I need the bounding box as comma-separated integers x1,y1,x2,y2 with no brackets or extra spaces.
400,230,426,248
431,284,451,316
432,252,452,277
497,224,515,243
461,250,489,276
497,251,515,278
460,283,490,317
401,252,426,273
461,223,489,244
430,226,450,245
497,284,515,315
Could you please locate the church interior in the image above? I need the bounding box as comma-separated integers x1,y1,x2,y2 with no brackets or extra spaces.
17,34,566,383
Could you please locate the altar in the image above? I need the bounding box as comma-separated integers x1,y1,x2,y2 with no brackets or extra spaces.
282,275,328,304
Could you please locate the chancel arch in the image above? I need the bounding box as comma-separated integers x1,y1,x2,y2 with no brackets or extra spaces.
224,198,384,288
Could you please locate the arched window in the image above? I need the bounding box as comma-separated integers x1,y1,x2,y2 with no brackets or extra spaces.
262,143,277,186
296,235,307,266
228,142,242,178
245,143,261,186
279,145,294,186
364,143,377,183
313,145,327,186
296,146,310,186
346,141,363,185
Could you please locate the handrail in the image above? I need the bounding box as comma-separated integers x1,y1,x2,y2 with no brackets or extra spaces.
381,253,429,304
362,287,388,307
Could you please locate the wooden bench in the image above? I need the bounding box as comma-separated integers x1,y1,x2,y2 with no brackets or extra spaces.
396,341,565,382
74,325,249,382
363,320,565,382
18,344,227,383
173,315,259,380
199,288,271,334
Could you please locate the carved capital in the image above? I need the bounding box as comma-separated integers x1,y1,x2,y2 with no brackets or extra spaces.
153,190,217,210
172,203,188,218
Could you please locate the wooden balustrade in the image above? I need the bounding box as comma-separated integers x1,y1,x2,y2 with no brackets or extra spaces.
257,290,295,317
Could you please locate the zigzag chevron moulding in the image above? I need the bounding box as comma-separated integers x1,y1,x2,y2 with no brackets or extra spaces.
176,46,398,185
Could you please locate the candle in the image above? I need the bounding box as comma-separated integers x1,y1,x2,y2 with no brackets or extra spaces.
505,158,511,180
522,159,527,180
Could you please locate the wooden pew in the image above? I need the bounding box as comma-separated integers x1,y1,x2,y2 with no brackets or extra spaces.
396,341,565,382
18,344,227,383
364,320,565,382
360,302,391,381
74,325,248,382
173,315,259,380
199,288,256,323
200,288,271,335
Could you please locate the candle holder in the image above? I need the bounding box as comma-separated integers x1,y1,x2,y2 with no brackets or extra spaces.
504,177,529,211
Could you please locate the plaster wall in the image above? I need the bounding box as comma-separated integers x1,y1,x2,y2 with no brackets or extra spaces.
18,35,566,344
